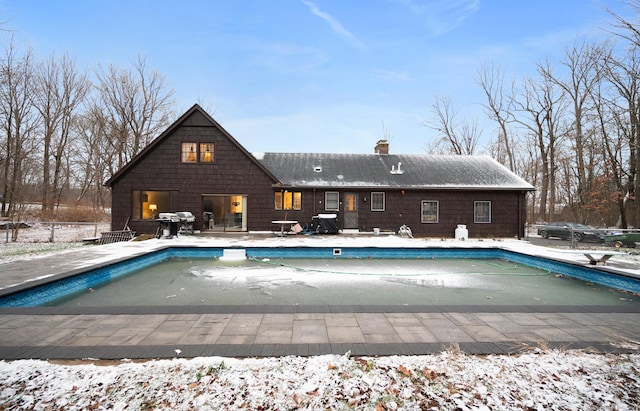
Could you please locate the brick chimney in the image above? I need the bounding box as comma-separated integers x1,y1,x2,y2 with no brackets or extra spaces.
375,140,389,155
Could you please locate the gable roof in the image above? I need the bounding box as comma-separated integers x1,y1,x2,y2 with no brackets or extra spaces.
104,104,533,192
104,104,279,187
256,153,534,191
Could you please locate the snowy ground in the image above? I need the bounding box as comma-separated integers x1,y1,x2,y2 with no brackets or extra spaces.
1,226,640,409
0,222,109,264
1,349,639,410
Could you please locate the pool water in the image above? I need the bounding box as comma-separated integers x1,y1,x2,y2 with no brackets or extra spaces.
47,257,639,307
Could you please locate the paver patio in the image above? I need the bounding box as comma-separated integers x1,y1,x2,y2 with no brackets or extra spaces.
1,235,639,359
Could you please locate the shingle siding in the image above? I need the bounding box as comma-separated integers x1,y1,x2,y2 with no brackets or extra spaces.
108,109,279,234
275,189,527,238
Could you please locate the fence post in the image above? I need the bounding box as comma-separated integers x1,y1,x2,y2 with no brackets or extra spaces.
50,222,55,243
570,226,575,249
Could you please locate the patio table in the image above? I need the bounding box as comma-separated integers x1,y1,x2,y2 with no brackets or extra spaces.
272,220,298,237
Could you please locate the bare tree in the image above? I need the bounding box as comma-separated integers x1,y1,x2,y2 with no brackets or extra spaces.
71,104,112,211
94,54,174,171
513,71,568,221
424,95,482,155
31,52,90,213
0,39,38,230
478,63,517,171
595,44,639,228
607,0,640,48
606,0,640,227
539,41,608,221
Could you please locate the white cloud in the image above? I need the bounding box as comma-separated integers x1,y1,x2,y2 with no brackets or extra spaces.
249,41,330,74
394,0,480,36
301,0,367,50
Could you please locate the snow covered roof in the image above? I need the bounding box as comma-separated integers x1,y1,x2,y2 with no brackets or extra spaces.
257,153,534,190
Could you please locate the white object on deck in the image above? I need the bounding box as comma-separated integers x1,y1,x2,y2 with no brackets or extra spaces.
455,224,468,241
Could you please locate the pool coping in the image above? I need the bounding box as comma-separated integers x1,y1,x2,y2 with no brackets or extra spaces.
3,304,640,315
1,341,634,361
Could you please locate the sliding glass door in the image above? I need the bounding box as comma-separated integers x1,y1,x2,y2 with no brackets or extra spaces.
202,195,247,232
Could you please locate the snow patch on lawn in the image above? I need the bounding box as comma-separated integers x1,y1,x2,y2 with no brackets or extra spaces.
1,349,639,410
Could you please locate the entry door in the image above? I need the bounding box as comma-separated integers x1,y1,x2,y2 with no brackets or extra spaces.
343,193,358,229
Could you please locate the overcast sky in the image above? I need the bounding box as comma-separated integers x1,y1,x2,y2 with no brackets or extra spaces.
1,0,631,154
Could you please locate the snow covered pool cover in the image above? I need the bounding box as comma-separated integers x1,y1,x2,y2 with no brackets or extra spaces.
1,247,638,307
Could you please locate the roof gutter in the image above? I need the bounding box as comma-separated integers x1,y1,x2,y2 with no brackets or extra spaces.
271,184,534,191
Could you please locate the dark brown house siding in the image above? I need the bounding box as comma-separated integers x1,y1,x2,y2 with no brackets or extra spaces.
265,188,527,238
108,108,278,235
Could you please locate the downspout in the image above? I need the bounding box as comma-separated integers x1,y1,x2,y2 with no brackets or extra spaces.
518,191,524,240
313,188,317,215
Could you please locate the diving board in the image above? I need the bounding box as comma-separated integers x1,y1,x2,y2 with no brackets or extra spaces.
552,249,628,265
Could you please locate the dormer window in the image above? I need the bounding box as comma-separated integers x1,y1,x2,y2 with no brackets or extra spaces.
181,142,215,163
200,143,214,162
182,143,197,162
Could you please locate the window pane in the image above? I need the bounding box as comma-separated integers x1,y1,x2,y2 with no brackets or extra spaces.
421,201,438,223
474,201,491,223
135,190,173,220
345,194,356,212
200,143,214,162
283,191,293,210
182,142,197,162
371,192,385,211
293,192,302,210
325,192,339,210
274,192,283,210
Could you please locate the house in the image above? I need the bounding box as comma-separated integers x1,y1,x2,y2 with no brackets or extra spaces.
105,104,534,238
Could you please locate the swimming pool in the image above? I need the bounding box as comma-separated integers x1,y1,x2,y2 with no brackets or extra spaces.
1,247,639,307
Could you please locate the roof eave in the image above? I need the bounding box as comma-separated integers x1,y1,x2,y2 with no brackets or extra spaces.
272,183,535,191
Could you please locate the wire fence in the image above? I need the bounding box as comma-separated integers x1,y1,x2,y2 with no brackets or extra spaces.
1,222,111,244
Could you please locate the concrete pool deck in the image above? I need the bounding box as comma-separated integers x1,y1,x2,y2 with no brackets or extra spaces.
1,234,639,359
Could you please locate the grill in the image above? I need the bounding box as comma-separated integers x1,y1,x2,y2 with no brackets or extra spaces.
311,213,339,234
157,213,180,238
176,211,196,234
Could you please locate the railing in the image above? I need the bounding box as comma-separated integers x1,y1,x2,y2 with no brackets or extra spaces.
97,230,136,245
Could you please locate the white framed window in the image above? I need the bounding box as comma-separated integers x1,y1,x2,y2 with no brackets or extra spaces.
474,201,491,223
325,191,339,211
370,192,385,211
421,200,439,223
